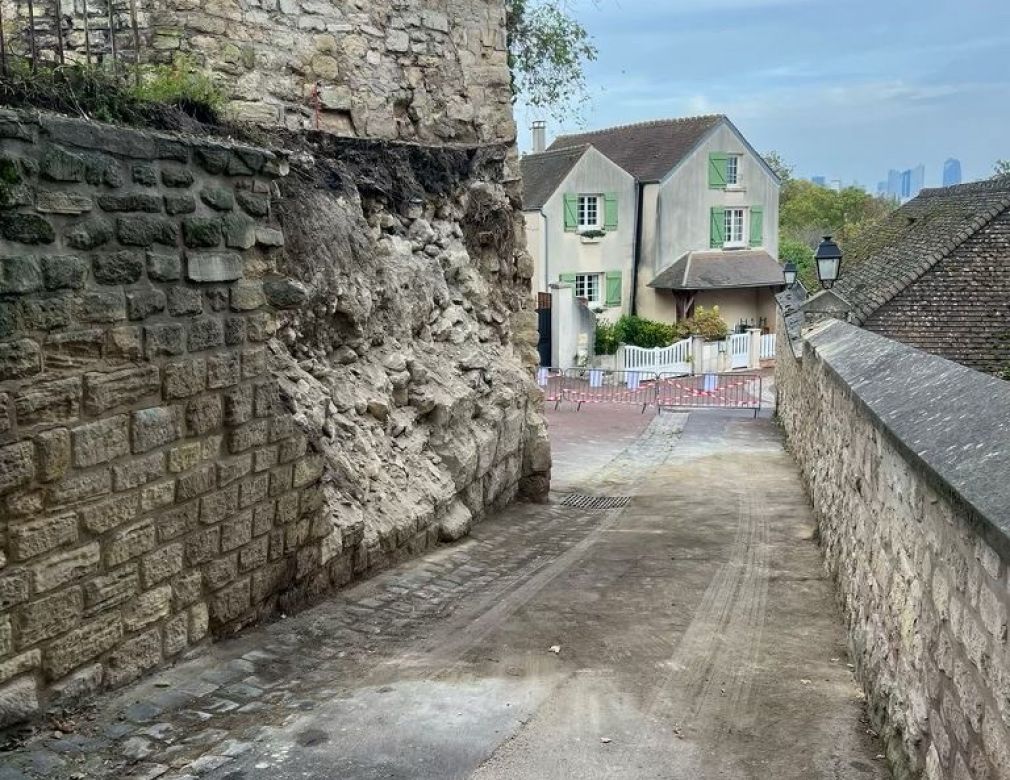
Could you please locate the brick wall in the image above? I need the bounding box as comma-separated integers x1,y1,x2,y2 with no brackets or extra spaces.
777,318,1010,779
0,110,329,723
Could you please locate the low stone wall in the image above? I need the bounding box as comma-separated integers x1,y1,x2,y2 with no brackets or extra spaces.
777,318,1010,779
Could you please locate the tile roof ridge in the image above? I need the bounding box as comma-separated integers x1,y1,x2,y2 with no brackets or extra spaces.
522,144,589,159
554,115,725,141
918,176,1010,198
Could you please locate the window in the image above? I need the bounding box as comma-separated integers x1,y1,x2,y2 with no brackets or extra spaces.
575,273,601,303
725,155,741,186
577,195,602,230
724,208,746,246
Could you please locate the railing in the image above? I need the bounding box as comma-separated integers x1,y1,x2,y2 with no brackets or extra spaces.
561,368,658,412
760,333,777,359
540,368,763,416
621,338,691,375
656,373,763,418
535,367,565,405
0,0,144,75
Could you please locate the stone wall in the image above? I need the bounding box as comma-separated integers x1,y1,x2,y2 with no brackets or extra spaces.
777,318,1010,779
0,99,547,724
1,0,514,144
0,110,331,723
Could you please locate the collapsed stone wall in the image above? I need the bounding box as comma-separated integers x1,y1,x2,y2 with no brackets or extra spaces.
0,109,549,726
777,318,1010,780
1,0,514,142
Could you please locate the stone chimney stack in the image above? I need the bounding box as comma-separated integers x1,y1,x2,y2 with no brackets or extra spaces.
531,121,547,154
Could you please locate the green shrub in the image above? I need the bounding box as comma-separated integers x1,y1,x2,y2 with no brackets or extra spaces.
595,318,619,355
611,315,679,349
680,305,729,341
130,56,226,118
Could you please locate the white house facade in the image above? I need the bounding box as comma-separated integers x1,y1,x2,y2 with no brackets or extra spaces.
521,116,784,333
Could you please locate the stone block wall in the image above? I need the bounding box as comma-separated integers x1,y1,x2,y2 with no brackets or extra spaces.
1,0,515,144
777,318,1010,779
0,110,329,724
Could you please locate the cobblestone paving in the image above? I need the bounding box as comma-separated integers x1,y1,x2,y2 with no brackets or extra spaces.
0,414,688,780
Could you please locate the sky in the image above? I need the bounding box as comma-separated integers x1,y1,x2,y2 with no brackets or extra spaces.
514,0,1010,189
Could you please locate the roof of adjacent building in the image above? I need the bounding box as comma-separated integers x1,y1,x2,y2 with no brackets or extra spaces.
648,249,785,290
519,144,589,210
836,177,1010,324
547,115,726,182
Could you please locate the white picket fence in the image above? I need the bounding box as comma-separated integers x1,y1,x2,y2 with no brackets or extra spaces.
760,333,777,359
619,332,777,375
622,338,692,375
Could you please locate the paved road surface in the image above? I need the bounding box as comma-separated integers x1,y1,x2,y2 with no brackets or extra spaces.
0,405,887,779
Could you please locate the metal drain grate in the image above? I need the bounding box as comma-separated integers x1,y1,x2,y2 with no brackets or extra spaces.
561,494,632,510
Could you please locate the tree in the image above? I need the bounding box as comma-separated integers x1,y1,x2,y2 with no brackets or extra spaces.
994,159,1010,179
763,150,793,183
506,0,598,122
779,237,816,290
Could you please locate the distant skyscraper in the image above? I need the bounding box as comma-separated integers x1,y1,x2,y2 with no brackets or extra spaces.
884,165,925,202
811,175,827,187
943,158,962,187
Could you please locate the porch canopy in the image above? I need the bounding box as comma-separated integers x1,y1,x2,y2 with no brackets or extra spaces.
649,249,785,291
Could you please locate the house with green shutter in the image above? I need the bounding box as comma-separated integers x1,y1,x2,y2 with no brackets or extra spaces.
521,115,783,332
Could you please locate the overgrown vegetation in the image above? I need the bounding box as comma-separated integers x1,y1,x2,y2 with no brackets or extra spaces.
595,307,729,354
0,56,226,130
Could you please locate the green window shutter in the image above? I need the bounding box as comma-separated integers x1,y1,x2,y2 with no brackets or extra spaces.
603,193,619,230
605,271,622,306
749,207,764,247
708,153,728,189
710,207,726,248
559,273,577,284
563,194,578,231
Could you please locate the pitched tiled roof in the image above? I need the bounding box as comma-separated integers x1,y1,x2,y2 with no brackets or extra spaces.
862,206,1010,375
547,116,725,182
835,178,1010,324
649,250,785,290
519,145,589,210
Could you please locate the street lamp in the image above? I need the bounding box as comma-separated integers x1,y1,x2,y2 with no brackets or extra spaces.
814,235,843,289
782,262,797,288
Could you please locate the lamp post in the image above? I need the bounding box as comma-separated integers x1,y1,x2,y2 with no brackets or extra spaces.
814,235,843,290
782,262,797,288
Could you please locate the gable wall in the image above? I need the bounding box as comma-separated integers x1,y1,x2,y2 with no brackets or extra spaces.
533,149,636,317
651,122,780,278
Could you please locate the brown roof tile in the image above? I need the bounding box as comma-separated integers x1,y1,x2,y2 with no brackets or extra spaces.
547,115,725,182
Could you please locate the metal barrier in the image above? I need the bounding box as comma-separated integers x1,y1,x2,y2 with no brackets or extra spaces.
535,367,565,407
655,373,763,418
561,368,658,412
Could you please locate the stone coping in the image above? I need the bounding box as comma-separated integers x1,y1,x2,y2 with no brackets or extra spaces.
0,109,288,175
802,318,1010,550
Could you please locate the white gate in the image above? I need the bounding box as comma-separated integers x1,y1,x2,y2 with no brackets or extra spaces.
621,339,692,375
729,333,749,370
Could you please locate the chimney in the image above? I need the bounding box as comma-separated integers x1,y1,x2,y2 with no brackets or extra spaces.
531,120,546,154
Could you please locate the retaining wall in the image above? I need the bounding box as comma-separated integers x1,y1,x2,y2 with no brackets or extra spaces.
777,318,1010,779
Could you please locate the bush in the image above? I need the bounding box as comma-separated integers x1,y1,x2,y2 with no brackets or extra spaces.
612,315,679,349
130,57,226,119
680,305,729,341
595,318,619,355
